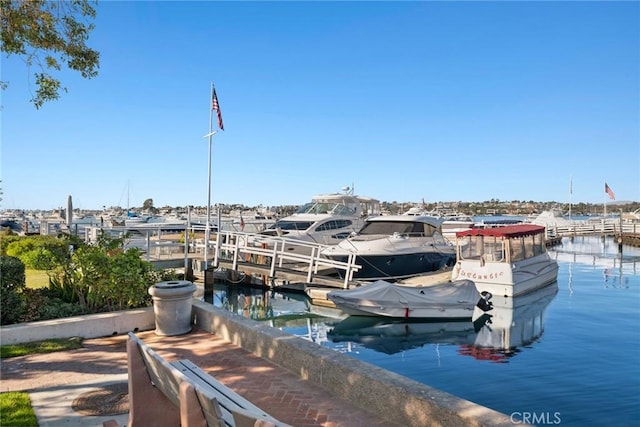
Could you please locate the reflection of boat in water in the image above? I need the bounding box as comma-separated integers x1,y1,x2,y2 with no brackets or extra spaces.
326,282,559,359
462,281,559,362
328,316,477,355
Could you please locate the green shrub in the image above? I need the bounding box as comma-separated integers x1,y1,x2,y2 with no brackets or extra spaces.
5,235,71,270
20,288,87,322
0,234,21,255
47,232,177,313
1,232,178,325
0,256,27,325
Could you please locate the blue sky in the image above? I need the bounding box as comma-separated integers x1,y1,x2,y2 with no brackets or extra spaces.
2,1,638,210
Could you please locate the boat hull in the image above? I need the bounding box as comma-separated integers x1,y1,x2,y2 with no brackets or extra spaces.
327,279,479,319
335,302,475,319
328,251,456,281
451,255,559,297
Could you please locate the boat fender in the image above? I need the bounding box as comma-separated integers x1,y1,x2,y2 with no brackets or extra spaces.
404,307,410,319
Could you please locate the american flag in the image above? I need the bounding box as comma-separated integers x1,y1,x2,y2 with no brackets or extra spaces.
605,183,615,200
211,88,224,131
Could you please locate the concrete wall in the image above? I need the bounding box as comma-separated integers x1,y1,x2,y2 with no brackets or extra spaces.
0,307,155,345
192,300,518,427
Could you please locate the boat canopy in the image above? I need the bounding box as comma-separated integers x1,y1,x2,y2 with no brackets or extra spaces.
456,224,545,239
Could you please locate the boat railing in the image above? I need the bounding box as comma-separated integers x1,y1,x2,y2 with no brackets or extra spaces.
212,230,361,288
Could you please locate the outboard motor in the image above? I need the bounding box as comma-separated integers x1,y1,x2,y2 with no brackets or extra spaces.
472,291,494,332
475,291,493,312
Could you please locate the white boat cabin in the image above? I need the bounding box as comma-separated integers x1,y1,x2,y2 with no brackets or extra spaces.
451,224,558,297
455,224,548,264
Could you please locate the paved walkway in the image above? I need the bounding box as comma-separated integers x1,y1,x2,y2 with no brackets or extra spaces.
1,328,398,427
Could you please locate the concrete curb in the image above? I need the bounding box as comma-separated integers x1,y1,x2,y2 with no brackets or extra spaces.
0,307,155,345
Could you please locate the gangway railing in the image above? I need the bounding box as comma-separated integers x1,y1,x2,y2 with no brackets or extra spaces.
212,231,361,288
545,221,640,239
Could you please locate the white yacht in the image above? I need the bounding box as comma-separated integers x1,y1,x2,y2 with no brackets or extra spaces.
321,215,457,281
259,188,380,249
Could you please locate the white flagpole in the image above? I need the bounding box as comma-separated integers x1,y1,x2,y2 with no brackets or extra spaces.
204,83,215,269
569,176,572,219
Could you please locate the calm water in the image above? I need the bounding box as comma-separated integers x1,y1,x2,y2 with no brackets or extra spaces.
204,235,640,427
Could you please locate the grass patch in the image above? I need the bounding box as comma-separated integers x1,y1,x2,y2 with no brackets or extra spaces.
0,337,83,359
0,392,38,426
25,269,50,289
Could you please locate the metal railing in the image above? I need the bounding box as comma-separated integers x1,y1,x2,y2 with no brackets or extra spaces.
545,222,640,239
211,231,361,288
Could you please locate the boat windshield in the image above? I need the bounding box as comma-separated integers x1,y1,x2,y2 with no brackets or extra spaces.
295,202,356,216
457,233,546,262
268,220,314,231
358,221,437,237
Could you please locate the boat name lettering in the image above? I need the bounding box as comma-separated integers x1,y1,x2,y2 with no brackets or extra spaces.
458,270,504,280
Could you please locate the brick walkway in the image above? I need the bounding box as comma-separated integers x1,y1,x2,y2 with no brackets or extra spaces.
1,328,399,427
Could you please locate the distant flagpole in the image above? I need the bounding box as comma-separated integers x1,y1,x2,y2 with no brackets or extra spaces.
203,82,224,269
569,176,572,219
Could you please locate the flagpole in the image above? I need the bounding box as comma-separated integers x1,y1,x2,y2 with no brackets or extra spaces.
569,176,572,219
603,181,607,217
203,82,224,269
204,83,215,269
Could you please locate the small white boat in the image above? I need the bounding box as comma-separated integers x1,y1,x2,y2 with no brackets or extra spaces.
326,279,480,319
451,224,559,297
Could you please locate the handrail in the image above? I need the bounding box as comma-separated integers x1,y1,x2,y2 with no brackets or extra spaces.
212,230,361,288
544,222,640,239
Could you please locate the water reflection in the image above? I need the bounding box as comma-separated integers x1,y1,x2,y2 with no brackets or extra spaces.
328,317,477,355
204,280,559,363
548,236,640,287
463,281,558,362
204,284,311,322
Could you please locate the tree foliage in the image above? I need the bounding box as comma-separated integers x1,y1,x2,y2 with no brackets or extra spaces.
0,0,99,108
